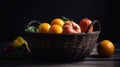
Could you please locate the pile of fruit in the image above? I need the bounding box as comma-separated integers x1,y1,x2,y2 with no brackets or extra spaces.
24,16,115,57
25,17,93,34
0,17,115,59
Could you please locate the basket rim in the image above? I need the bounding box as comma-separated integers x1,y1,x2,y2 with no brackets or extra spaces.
24,31,100,36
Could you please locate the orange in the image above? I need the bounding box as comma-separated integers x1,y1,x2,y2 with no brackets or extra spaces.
49,24,63,34
97,40,115,57
51,18,65,27
38,23,51,33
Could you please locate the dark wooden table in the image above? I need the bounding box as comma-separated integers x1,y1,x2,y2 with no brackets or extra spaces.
0,42,120,67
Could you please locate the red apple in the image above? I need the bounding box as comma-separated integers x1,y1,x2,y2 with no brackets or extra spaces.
63,21,81,34
79,18,93,32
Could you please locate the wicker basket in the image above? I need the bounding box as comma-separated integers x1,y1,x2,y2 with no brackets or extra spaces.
23,20,100,62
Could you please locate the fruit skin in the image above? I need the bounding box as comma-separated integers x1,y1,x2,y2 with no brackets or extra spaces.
63,21,81,34
12,36,30,52
51,18,65,27
97,40,115,57
79,18,93,32
49,24,63,34
38,23,51,33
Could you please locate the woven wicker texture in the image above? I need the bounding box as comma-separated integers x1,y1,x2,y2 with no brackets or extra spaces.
23,20,100,62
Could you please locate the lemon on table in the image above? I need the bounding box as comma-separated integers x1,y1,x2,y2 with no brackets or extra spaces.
12,36,30,52
38,23,51,33
97,40,115,57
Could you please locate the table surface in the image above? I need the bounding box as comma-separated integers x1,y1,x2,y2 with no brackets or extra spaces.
0,42,120,67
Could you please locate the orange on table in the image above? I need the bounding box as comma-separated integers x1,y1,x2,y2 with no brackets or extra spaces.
38,23,51,33
51,18,65,27
49,24,63,34
97,40,115,57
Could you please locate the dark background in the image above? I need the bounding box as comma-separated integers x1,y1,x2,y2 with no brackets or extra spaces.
0,0,119,43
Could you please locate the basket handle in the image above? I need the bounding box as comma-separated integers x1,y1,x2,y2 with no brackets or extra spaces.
85,20,101,33
26,20,41,28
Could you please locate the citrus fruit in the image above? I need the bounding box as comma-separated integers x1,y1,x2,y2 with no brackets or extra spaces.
38,23,51,33
97,40,115,57
12,36,30,52
49,24,63,34
51,18,65,27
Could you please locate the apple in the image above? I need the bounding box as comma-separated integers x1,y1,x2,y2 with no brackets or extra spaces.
79,18,93,32
63,21,81,34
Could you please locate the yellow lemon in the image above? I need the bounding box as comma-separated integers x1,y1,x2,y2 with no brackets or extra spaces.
51,18,65,27
12,36,30,52
38,23,51,33
97,40,115,57
49,24,63,34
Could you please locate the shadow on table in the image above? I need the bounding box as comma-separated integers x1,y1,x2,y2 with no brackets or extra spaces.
86,53,120,61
